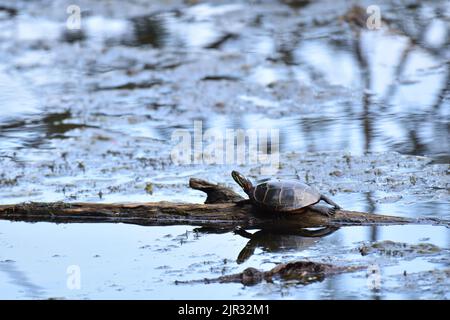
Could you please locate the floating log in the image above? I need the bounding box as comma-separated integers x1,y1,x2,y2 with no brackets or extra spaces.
175,260,365,286
0,178,447,229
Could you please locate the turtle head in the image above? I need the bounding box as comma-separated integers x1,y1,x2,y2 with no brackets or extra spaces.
231,171,253,194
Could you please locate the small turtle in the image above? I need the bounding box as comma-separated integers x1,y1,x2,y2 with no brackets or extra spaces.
231,171,341,216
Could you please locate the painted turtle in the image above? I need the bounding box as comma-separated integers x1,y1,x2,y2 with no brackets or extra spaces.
231,171,341,216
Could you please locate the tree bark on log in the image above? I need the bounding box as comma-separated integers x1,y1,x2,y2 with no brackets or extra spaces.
0,178,447,229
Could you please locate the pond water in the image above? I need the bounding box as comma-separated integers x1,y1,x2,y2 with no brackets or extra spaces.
0,0,449,299
1,221,449,299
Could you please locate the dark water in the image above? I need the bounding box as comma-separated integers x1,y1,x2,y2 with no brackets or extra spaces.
0,0,449,299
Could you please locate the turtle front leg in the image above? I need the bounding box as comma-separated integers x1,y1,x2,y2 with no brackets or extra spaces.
320,195,341,210
309,204,335,217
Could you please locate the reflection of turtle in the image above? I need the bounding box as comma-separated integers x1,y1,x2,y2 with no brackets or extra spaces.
234,226,339,264
231,171,341,216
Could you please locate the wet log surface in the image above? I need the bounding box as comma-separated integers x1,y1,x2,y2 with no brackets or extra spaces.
0,178,447,229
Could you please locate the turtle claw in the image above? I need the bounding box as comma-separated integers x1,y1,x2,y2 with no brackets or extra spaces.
326,205,342,216
320,195,341,212
328,207,337,216
319,207,334,217
310,205,334,217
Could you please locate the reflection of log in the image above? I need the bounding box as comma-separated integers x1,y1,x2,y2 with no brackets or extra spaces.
0,178,446,229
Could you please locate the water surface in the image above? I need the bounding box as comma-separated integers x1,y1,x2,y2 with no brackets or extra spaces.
0,0,448,299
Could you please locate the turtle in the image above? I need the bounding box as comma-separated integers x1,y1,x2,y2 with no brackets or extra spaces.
231,171,341,216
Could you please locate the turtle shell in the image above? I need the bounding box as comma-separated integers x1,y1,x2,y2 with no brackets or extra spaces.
250,180,320,212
